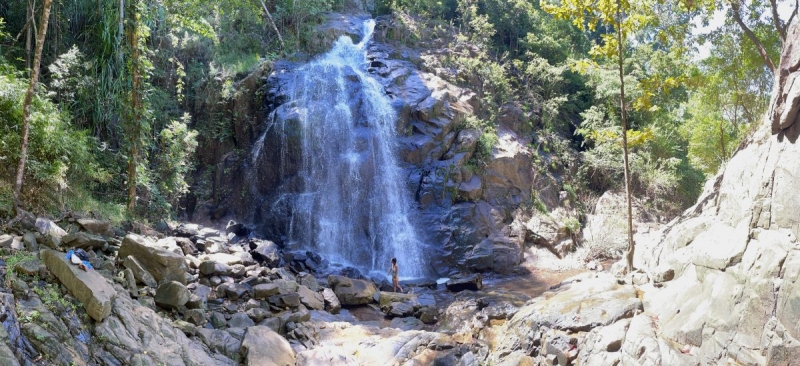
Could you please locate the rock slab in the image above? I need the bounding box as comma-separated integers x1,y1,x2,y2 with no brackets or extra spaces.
41,249,116,321
118,234,188,284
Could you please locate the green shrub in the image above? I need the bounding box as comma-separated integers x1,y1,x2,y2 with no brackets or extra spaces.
0,62,107,213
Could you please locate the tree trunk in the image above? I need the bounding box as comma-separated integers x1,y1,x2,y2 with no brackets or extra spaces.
616,0,635,274
14,0,52,213
730,1,776,74
126,0,140,212
25,0,35,70
257,0,285,50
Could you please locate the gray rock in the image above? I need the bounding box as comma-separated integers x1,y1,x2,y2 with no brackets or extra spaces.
210,311,227,329
120,268,138,298
241,326,296,366
327,275,377,305
22,232,38,251
154,281,190,310
297,285,325,310
297,272,318,291
35,218,67,248
229,312,256,328
13,258,40,276
254,283,280,299
195,328,241,360
250,240,281,267
123,255,158,288
119,234,188,284
62,232,107,250
446,274,483,292
76,218,114,237
0,234,13,248
247,308,270,322
322,287,341,314
389,317,425,330
184,309,207,325
200,260,231,276
40,249,116,321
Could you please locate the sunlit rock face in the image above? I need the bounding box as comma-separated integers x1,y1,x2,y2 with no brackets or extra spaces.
608,18,800,366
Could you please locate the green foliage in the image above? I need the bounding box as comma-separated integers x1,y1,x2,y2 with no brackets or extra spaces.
0,62,107,212
34,283,75,312
151,113,198,215
4,252,36,286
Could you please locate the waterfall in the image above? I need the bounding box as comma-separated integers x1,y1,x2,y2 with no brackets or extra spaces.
260,20,426,278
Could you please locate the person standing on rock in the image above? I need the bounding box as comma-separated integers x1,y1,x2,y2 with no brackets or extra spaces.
390,257,404,293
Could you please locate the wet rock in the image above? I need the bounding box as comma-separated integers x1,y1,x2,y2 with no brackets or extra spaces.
35,218,67,248
327,275,377,305
119,234,188,284
62,232,107,250
230,312,256,328
226,220,251,237
155,281,190,310
446,274,483,292
322,288,341,314
241,326,296,366
41,249,115,321
250,240,281,267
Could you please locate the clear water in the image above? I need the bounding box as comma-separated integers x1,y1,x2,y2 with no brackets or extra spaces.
260,20,426,277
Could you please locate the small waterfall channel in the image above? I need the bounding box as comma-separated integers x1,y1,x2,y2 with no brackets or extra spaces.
253,19,427,278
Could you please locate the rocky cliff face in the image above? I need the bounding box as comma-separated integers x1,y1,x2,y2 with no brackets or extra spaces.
627,20,800,364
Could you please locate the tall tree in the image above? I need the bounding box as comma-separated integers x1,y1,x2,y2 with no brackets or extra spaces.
542,0,652,272
13,0,53,213
125,0,146,212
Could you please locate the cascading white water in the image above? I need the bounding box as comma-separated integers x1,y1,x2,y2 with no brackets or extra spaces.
264,20,426,278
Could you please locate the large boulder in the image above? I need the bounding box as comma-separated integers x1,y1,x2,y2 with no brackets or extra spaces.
35,218,67,249
154,281,190,310
122,255,158,288
118,234,188,284
327,275,378,305
76,218,114,237
241,326,296,366
445,273,483,292
322,287,342,314
41,249,116,321
249,240,281,267
297,285,325,310
62,232,107,250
